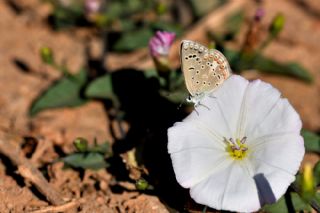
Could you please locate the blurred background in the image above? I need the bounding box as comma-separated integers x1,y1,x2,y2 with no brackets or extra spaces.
0,0,319,212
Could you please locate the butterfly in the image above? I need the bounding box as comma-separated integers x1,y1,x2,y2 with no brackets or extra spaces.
180,40,232,107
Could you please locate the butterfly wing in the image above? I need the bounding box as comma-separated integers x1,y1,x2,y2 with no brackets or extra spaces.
180,40,232,96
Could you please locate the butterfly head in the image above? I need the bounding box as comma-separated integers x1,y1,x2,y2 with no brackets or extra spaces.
186,92,205,107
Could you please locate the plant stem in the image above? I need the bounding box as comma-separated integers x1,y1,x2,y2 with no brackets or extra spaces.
291,183,320,212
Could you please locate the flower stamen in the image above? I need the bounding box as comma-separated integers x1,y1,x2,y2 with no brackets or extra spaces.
225,137,248,160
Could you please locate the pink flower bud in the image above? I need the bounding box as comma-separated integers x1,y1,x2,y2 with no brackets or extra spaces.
85,0,101,14
149,31,176,58
254,8,265,21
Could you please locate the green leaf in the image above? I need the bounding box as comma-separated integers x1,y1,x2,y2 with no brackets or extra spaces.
88,142,110,154
262,195,288,213
253,55,313,83
189,0,224,17
113,28,153,51
30,69,87,116
263,192,311,213
313,193,320,211
85,74,113,99
225,10,245,38
63,152,108,170
51,4,84,30
302,129,320,153
291,192,312,212
223,47,313,83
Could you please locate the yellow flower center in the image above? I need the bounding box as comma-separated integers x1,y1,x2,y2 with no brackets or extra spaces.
225,137,248,160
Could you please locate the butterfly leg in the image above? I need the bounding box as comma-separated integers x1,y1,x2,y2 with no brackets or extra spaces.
194,107,199,116
208,94,217,99
198,102,210,111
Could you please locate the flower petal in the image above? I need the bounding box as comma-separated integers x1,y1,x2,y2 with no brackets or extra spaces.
190,163,261,212
237,79,281,139
187,75,249,139
237,79,301,141
168,122,225,154
168,122,229,187
171,148,231,188
250,134,304,199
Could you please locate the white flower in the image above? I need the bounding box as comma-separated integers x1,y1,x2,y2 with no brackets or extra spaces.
168,75,305,212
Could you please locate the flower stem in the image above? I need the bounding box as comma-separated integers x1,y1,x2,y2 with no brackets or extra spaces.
202,205,207,213
290,183,320,212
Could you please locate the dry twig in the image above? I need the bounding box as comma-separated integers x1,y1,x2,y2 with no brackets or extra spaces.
0,133,64,205
30,198,86,213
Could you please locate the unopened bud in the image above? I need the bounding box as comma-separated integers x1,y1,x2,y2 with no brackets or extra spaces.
149,31,175,73
40,47,54,65
301,163,315,200
269,13,285,37
73,137,88,152
136,178,149,190
254,8,265,22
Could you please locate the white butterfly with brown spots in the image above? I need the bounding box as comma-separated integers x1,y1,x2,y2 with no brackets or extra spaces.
180,40,232,107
